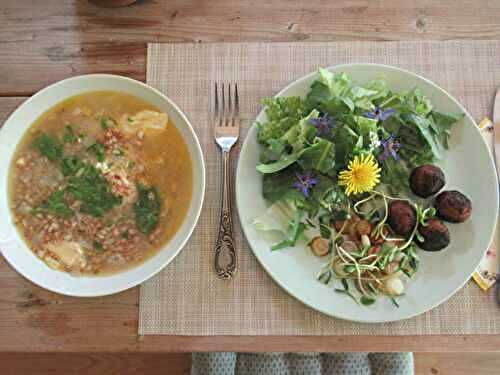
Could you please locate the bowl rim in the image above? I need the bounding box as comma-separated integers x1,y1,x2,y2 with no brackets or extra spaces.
235,62,499,322
0,74,206,297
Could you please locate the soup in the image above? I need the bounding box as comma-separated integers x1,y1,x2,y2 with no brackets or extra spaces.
9,91,192,275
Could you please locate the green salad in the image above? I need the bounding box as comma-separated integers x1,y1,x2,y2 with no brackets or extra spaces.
254,68,466,307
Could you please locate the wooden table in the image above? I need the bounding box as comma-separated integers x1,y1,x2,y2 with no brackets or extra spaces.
1,0,500,356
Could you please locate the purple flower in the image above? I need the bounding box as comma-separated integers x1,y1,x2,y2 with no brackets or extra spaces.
292,171,318,197
364,106,396,122
379,135,401,162
309,113,335,137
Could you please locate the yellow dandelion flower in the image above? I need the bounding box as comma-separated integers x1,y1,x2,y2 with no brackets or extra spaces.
338,154,381,196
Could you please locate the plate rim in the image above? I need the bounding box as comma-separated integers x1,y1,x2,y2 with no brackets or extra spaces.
235,62,499,323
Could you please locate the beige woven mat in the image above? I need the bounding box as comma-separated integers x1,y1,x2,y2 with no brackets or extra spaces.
140,41,500,335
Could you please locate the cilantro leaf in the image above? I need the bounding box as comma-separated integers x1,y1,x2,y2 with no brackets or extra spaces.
63,125,78,143
134,184,162,234
33,133,63,161
67,165,122,217
33,190,73,218
87,142,106,162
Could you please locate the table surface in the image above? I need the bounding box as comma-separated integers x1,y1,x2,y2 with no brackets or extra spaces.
1,0,500,353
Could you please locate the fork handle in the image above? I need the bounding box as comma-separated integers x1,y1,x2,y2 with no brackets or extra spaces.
214,149,237,279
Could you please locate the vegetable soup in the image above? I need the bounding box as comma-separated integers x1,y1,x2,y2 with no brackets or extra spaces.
9,91,192,275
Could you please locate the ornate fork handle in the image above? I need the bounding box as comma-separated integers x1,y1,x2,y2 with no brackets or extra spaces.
214,149,237,279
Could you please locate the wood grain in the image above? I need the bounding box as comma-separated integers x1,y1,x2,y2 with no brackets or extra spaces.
2,353,191,375
415,353,500,375
3,352,500,374
1,0,500,94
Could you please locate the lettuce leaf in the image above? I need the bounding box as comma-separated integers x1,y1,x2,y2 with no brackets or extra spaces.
280,110,319,153
298,137,336,176
256,96,305,143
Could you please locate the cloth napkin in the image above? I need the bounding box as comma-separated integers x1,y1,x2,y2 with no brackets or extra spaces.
472,118,499,291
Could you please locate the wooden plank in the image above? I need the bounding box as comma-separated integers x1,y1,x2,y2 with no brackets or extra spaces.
4,352,500,374
0,97,26,120
415,352,500,375
1,0,500,95
2,353,191,375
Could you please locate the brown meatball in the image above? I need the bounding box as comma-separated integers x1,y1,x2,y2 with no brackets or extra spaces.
416,219,450,251
387,201,417,237
435,190,472,223
409,164,445,198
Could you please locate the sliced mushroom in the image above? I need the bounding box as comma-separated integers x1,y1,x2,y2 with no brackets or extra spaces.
355,220,372,238
309,236,330,257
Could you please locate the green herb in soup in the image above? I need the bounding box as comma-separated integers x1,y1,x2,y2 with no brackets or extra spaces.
33,190,74,218
33,133,63,161
9,91,193,275
63,125,79,143
66,164,122,217
87,142,106,162
134,184,162,234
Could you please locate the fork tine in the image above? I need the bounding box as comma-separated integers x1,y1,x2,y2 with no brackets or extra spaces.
234,83,239,124
221,82,226,126
227,83,232,127
214,82,219,123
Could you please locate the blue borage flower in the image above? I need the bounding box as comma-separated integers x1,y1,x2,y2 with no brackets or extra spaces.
379,134,401,162
364,106,396,122
309,113,335,137
292,171,318,197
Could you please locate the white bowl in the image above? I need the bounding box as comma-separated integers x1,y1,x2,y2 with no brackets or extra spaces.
236,64,498,322
0,74,205,297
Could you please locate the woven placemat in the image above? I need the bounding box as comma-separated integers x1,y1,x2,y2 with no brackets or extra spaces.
139,41,500,335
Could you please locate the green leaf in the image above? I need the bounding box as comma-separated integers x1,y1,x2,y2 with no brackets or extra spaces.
404,113,443,159
134,184,162,234
318,69,352,97
262,167,300,203
321,96,355,115
319,223,331,239
33,190,73,218
33,133,63,161
407,88,433,116
256,97,305,143
87,142,106,162
280,110,319,153
360,295,376,306
60,156,85,176
67,165,122,217
351,86,378,99
363,79,389,101
63,125,79,143
354,116,378,136
305,81,331,113
270,209,306,251
430,111,463,149
380,157,410,195
257,152,302,174
298,137,336,175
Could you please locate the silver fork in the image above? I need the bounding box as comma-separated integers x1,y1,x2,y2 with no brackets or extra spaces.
213,82,240,279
